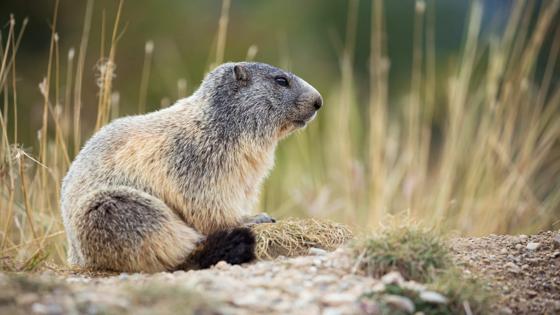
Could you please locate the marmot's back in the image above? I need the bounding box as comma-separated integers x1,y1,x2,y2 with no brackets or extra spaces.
62,116,150,211
61,107,187,210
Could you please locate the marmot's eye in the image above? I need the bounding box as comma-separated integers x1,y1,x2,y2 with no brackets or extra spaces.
274,76,289,87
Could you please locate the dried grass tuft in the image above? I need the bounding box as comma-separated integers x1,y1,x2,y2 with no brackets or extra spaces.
252,218,353,260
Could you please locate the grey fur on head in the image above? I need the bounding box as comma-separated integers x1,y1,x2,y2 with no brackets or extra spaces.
60,62,322,272
196,62,322,139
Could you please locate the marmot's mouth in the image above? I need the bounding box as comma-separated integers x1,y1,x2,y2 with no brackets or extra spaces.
292,112,317,128
292,120,307,127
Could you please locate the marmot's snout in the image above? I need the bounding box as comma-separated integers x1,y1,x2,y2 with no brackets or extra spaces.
293,88,323,127
313,96,323,110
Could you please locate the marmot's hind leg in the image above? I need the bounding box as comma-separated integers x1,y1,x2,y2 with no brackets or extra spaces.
74,187,202,272
73,187,256,272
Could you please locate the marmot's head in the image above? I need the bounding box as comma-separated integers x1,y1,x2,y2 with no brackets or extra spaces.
197,62,323,140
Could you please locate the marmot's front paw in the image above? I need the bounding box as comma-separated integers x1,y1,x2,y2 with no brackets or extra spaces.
243,213,276,225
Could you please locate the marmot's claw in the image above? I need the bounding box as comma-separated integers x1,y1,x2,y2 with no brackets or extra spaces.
245,213,276,225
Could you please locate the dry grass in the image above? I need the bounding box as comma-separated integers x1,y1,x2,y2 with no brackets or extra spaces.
267,0,560,235
0,0,559,270
252,218,353,260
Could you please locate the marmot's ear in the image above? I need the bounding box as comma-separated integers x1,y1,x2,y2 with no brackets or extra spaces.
233,64,249,82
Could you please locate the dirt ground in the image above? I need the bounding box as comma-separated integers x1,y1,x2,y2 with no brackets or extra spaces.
1,231,559,315
451,231,560,314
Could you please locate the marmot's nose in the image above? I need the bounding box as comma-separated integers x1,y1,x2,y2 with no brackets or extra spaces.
313,96,323,110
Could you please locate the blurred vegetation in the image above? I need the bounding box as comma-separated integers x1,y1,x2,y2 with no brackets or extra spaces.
1,0,503,143
0,0,559,268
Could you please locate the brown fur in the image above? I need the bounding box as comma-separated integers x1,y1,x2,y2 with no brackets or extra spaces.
60,62,322,272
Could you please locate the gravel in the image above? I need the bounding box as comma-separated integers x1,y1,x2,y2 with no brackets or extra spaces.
1,231,559,314
451,231,560,314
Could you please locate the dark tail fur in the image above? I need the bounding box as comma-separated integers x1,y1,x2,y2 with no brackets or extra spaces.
189,227,256,269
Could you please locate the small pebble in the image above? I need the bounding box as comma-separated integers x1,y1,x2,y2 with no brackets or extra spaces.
214,261,230,270
553,234,560,249
118,273,129,280
499,306,514,315
504,262,521,273
31,303,64,315
419,291,448,304
321,293,356,306
233,294,261,306
401,281,426,292
65,277,90,284
526,242,540,250
548,300,560,311
381,271,404,285
309,247,328,256
370,282,386,293
360,298,380,314
323,307,344,315
314,275,338,283
383,294,415,313
16,293,39,305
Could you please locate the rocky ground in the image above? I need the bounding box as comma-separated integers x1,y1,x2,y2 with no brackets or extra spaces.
451,231,560,314
1,231,559,315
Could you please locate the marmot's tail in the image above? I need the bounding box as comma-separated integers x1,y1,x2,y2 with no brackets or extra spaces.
190,227,256,269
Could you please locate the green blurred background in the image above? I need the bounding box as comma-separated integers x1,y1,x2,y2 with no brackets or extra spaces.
1,1,559,236
1,0,531,144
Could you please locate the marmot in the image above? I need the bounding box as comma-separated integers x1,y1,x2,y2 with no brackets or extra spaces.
61,62,323,272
